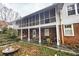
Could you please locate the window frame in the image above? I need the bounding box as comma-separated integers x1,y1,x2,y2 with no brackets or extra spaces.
67,4,76,16
44,29,49,36
64,24,74,36
77,3,79,14
32,29,36,38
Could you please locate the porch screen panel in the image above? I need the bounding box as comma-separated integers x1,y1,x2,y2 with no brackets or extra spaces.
49,8,56,23
35,14,39,25
40,12,45,24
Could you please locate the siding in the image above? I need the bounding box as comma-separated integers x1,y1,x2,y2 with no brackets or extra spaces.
61,3,79,24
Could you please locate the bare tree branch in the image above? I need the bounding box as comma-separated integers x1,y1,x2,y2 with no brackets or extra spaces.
0,4,21,22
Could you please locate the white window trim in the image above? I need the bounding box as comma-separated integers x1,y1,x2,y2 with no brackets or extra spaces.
75,3,78,15
67,4,76,16
75,3,79,15
64,24,74,36
44,29,49,36
67,3,79,16
32,29,36,37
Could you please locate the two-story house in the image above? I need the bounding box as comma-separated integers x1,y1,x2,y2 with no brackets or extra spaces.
12,3,79,47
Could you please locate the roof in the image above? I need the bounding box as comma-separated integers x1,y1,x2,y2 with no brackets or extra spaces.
12,3,64,22
22,3,63,19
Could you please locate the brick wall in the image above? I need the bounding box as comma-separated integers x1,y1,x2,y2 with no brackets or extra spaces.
30,28,39,42
60,23,79,45
41,27,57,44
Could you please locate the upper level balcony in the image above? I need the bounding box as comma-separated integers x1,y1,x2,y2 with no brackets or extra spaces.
17,8,56,28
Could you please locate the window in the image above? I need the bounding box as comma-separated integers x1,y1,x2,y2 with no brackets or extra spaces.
67,5,75,15
44,29,49,36
77,3,79,14
64,24,74,36
32,30,36,38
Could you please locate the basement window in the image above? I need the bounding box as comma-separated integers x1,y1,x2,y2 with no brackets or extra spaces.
64,24,74,36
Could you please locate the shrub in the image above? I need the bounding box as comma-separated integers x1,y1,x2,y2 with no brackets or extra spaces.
6,28,18,39
1,27,7,34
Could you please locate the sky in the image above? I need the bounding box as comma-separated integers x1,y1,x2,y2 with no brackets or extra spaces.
3,3,53,17
0,0,79,17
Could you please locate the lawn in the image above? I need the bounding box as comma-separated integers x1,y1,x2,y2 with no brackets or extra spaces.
0,41,75,56
0,28,76,56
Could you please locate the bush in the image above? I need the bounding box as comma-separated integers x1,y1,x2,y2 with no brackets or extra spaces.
0,28,19,42
2,28,7,34
6,28,18,39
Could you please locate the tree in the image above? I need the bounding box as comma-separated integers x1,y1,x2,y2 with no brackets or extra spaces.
0,4,20,22
0,7,8,21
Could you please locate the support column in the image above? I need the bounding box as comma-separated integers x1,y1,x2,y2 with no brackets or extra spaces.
56,25,60,46
55,7,60,47
39,27,41,44
21,29,23,40
28,28,30,42
39,13,41,44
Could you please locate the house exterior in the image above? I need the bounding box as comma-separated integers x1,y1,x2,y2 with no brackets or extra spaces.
60,3,79,45
12,3,79,46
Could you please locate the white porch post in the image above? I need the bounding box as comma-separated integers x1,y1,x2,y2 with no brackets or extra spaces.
55,7,60,46
39,27,41,44
28,28,30,42
21,29,23,40
56,24,60,46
